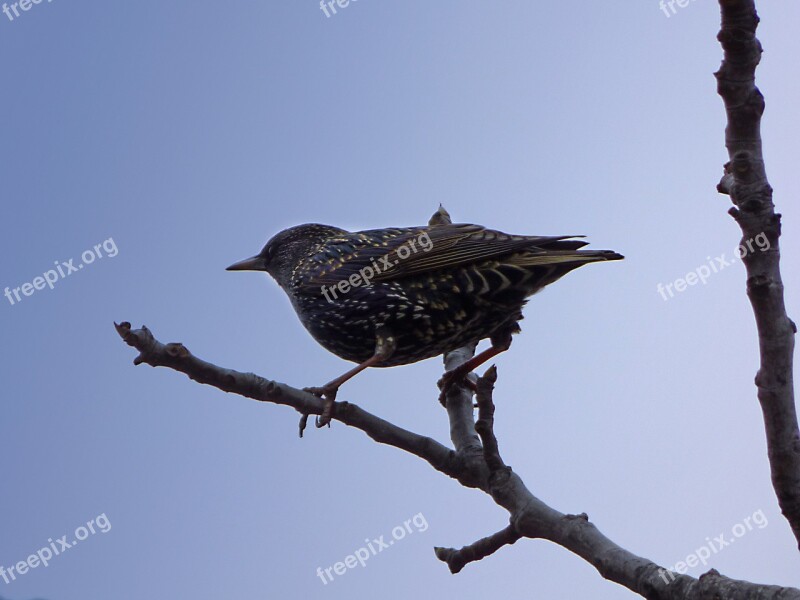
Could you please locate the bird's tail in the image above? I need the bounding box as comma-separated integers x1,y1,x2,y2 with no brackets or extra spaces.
499,242,623,298
513,242,624,267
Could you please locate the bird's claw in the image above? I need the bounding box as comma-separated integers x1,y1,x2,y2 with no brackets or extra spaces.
302,386,338,428
437,369,477,406
298,413,310,438
303,386,330,398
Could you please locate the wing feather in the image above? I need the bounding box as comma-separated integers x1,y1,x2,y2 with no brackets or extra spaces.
299,223,593,289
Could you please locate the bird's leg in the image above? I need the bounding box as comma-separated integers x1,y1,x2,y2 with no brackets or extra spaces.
303,327,397,429
437,325,516,405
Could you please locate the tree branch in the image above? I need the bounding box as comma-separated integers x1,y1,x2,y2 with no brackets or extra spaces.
474,365,506,474
442,343,482,454
116,321,800,598
113,321,485,489
434,524,522,574
715,0,800,548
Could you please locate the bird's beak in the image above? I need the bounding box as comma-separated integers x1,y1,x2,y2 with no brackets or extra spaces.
226,255,267,272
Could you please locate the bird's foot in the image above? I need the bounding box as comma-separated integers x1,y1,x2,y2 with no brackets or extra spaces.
437,368,477,406
302,385,339,428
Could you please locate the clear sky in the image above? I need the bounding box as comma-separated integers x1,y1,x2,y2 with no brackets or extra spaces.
1,1,799,598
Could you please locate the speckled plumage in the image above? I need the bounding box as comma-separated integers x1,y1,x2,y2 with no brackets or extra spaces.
228,222,622,367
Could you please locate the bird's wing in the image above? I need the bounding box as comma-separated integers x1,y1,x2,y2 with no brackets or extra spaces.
299,223,589,288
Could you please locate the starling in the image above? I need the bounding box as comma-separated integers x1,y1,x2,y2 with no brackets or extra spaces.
227,222,622,421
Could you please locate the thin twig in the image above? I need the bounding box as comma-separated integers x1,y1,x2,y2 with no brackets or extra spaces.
474,365,506,474
434,524,522,574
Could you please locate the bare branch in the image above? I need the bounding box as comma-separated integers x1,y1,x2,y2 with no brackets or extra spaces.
474,365,506,474
715,0,800,548
435,524,522,574
113,321,484,488
442,344,482,454
115,320,800,597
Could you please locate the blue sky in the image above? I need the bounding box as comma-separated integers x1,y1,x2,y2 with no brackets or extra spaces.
1,1,799,598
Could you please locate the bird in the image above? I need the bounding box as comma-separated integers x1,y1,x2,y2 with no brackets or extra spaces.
227,220,623,425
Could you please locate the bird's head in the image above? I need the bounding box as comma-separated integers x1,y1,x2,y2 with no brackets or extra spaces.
226,223,346,289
